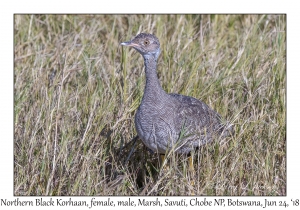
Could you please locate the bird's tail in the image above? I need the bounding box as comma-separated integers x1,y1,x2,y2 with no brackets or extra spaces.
220,122,235,137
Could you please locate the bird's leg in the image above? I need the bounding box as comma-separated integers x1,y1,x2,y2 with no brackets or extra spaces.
159,154,166,168
159,154,171,176
188,155,196,195
188,156,195,178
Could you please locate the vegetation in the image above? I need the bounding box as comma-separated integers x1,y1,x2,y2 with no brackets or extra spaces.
14,14,286,195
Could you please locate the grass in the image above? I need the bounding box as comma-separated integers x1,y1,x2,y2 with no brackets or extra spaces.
14,14,286,196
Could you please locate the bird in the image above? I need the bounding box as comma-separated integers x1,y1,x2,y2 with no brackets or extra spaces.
120,33,233,158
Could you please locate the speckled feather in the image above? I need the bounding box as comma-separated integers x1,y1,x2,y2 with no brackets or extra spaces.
121,33,233,154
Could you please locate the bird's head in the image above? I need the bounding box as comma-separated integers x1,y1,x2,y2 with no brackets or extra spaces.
121,33,161,60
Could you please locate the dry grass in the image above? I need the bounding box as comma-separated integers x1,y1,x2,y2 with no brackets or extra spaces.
14,14,286,196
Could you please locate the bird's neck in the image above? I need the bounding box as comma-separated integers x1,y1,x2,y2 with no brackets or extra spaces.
143,56,166,100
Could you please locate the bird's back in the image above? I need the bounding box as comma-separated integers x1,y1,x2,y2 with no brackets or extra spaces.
169,93,232,153
135,92,232,154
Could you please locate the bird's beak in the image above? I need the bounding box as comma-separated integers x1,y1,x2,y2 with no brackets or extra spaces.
120,41,139,48
120,41,130,46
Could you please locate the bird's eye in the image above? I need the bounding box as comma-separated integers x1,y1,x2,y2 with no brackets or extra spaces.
144,40,150,45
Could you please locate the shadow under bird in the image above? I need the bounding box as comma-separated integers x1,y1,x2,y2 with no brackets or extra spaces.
121,33,233,155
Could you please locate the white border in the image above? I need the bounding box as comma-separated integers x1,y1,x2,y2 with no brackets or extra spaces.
1,0,298,209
